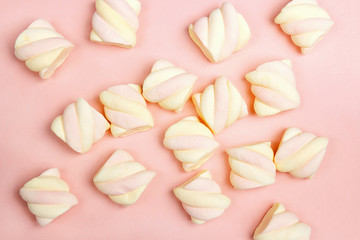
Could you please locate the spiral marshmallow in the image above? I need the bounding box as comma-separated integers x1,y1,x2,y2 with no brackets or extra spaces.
163,116,219,172
245,60,300,117
142,59,198,112
100,84,154,137
192,76,248,134
275,127,329,179
226,142,276,189
274,0,334,54
51,98,109,153
90,0,141,48
93,149,156,206
173,170,231,224
14,19,73,79
19,168,78,226
253,202,311,240
189,2,251,63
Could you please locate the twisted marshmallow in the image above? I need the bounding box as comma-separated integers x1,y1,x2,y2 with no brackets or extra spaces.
14,19,73,79
189,2,251,63
90,0,141,48
163,116,219,172
274,0,334,54
19,168,78,226
93,149,156,206
275,127,329,179
173,170,231,224
192,76,248,134
253,202,311,240
51,98,110,153
142,59,197,112
100,84,154,137
226,142,275,189
245,60,300,117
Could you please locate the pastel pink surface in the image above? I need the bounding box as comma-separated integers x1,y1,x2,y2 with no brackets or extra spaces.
0,0,359,239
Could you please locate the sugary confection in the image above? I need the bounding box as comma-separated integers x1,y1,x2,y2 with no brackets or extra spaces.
192,76,248,134
93,149,156,206
51,98,110,153
275,127,329,179
253,202,311,240
173,170,231,224
274,0,334,54
142,59,197,112
90,0,141,48
19,168,78,226
100,84,154,137
245,60,300,117
14,19,73,79
189,2,251,63
163,116,219,172
226,142,275,189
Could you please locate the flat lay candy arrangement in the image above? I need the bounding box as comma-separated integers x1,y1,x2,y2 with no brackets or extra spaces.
1,0,360,239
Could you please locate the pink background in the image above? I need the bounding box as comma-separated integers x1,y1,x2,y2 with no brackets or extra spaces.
1,0,360,239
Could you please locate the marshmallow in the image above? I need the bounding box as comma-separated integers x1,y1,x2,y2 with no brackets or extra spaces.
245,60,300,117
275,127,329,179
14,19,73,79
173,170,231,224
253,202,311,240
189,2,251,63
226,142,276,189
192,76,248,134
163,116,219,172
51,98,110,153
93,149,156,206
90,0,141,48
275,0,334,54
19,168,78,226
142,59,197,112
100,84,154,137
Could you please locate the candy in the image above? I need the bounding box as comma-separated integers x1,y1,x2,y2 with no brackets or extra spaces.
19,168,78,226
192,76,248,134
14,19,73,79
100,84,154,137
275,0,334,54
163,116,219,172
245,60,300,117
90,0,141,48
253,202,311,240
93,149,156,206
142,59,197,112
227,142,275,189
51,98,110,153
173,170,231,224
189,2,251,62
275,127,329,178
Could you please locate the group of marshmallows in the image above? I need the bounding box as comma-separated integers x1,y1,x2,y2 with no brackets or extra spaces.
14,0,334,78
16,0,333,239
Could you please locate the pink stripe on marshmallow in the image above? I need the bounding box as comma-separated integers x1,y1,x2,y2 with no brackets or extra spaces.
275,132,316,164
105,108,148,130
219,2,240,60
214,77,229,133
15,37,73,61
144,73,196,102
183,204,224,221
95,170,155,195
251,86,299,111
92,13,130,45
62,103,82,153
104,0,139,30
